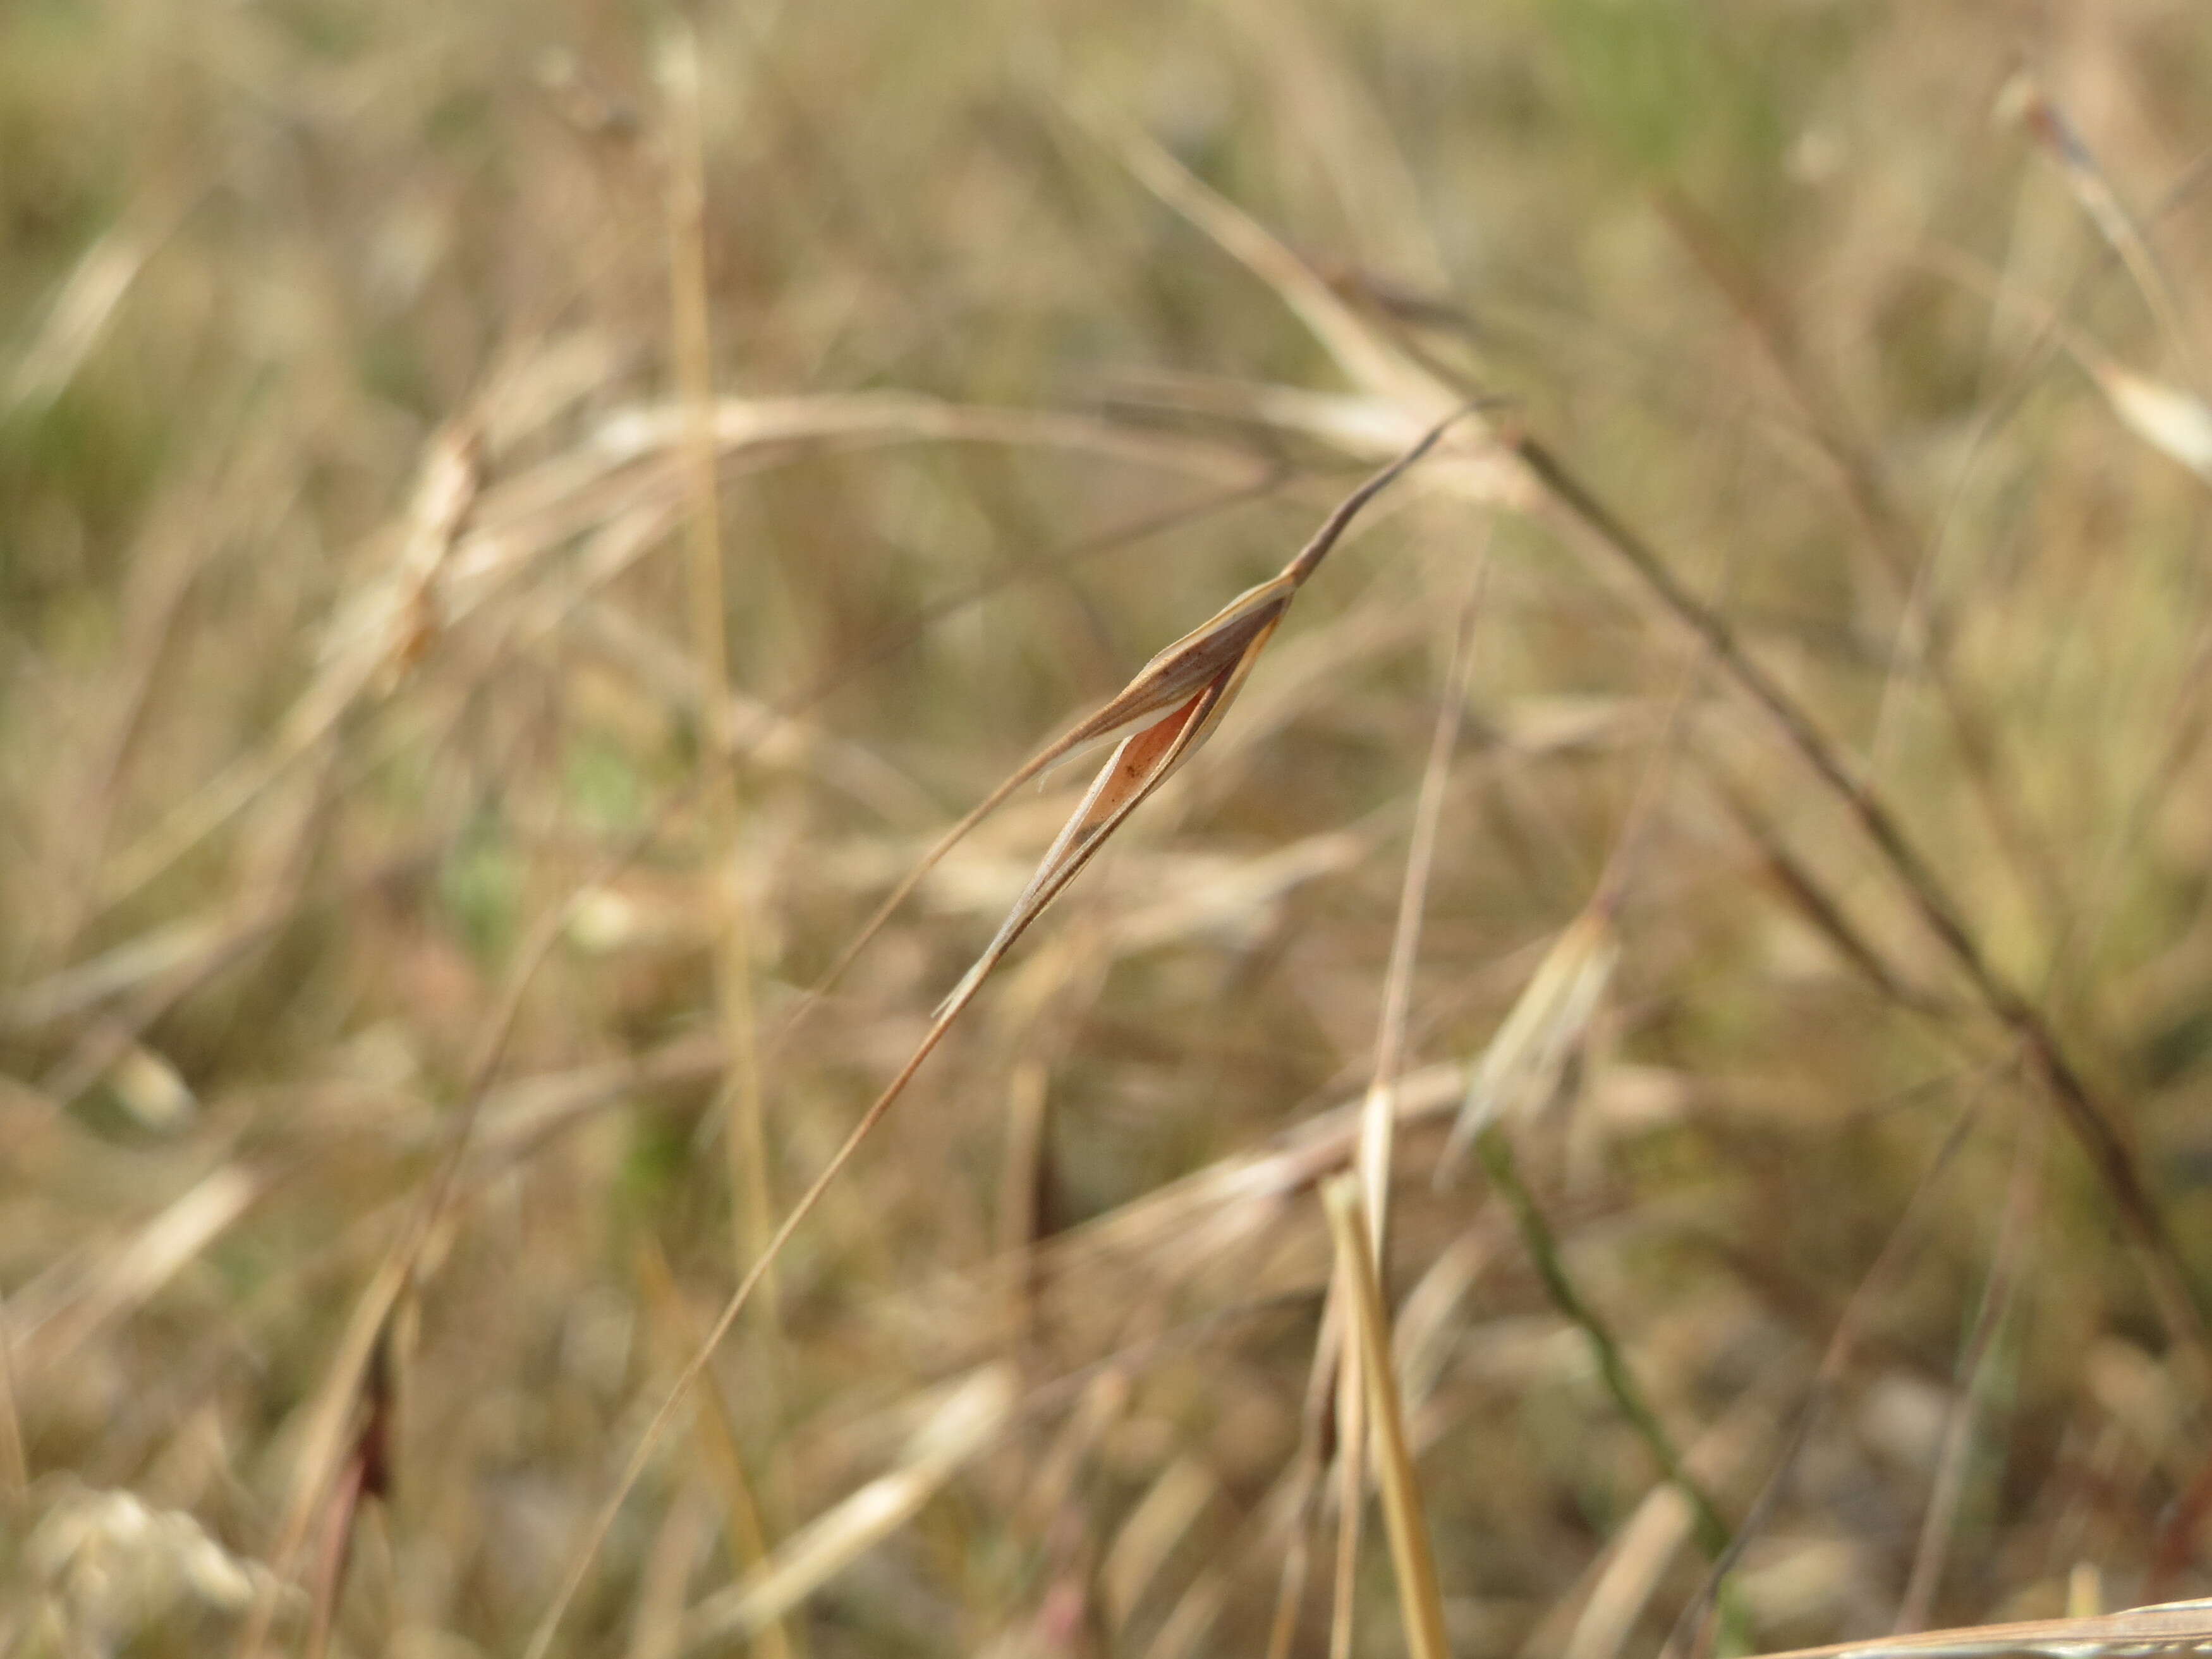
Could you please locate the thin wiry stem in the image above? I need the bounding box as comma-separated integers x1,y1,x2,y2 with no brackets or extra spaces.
1475,1127,1733,1565
665,20,779,1328
1336,544,1484,1659
1893,1115,2043,1633
523,416,1466,1659
1322,1177,1453,1659
1664,1096,1990,1659
1360,541,1488,1273
1516,432,2211,1362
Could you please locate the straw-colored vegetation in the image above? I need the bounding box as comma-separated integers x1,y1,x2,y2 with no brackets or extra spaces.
6,3,2212,1656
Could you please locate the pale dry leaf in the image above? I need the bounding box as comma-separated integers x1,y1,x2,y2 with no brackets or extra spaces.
1744,1595,2212,1659
1102,1457,1218,1631
13,1164,261,1375
1443,905,1620,1165
2093,364,2212,480
678,1365,1018,1651
6,226,154,415
1,913,227,1031
1917,246,2211,488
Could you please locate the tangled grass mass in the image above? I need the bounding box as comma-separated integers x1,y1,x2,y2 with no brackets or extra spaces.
6,4,2212,1656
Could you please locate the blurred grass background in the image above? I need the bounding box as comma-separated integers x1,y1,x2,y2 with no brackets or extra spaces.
6,1,2212,1655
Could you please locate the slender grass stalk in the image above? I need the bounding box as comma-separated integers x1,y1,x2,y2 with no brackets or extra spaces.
1265,1291,1349,1659
1663,1099,1988,1659
1332,1272,1366,1659
1475,1127,1732,1563
635,1239,794,1659
1893,1115,2043,1633
1335,549,1485,1659
1321,1176,1452,1659
1516,432,2211,1364
1359,543,1487,1270
0,1294,25,1502
663,21,778,1326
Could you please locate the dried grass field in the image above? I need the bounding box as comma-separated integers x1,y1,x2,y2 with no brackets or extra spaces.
6,3,2212,1656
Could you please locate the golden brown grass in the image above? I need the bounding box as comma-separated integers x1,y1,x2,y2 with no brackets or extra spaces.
6,5,2212,1658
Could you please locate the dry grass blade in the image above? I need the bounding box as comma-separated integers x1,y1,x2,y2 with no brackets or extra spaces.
1319,1176,1451,1659
99,417,480,912
1555,1389,1782,1659
1893,1118,2045,1632
677,1366,1017,1652
1358,547,1486,1267
633,1241,791,1659
12,1164,263,1375
1098,121,1536,512
1331,549,1481,1659
1439,903,1619,1170
523,415,1465,1659
4,203,183,416
1705,767,1949,1018
1920,248,2212,485
1049,1060,1469,1286
1746,1594,2212,1659
661,18,778,1325
1265,1290,1349,1659
0,1299,24,1502
1665,1101,1987,1659
1103,1457,1217,1632
91,389,1251,923
1474,1127,1732,1567
2095,367,2212,481
1103,119,1455,423
1513,432,2212,1359
237,1255,410,1659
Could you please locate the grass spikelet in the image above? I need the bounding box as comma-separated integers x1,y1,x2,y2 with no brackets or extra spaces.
1440,901,1619,1170
523,413,1467,1658
2094,365,2212,482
